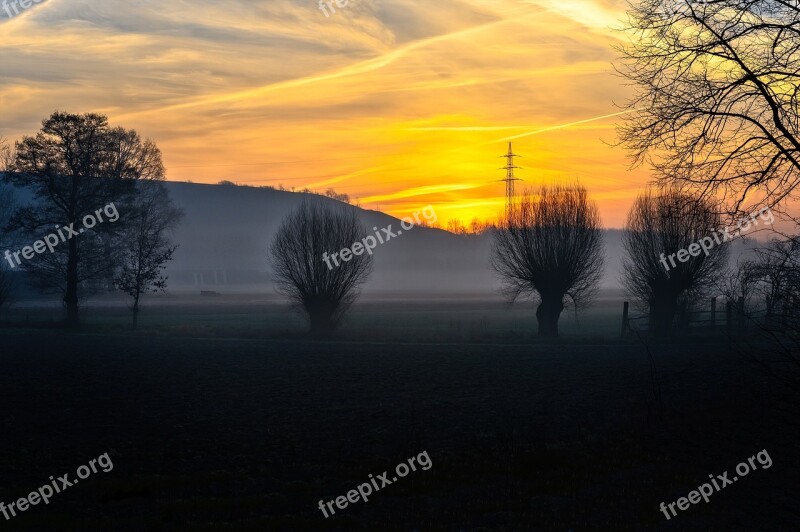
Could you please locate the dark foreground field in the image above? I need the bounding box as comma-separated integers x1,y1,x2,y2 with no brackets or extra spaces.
0,330,797,531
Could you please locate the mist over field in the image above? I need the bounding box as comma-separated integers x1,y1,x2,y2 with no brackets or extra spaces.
11,180,758,296
14,181,769,294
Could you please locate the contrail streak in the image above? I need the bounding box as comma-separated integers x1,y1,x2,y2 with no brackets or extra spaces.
493,110,632,143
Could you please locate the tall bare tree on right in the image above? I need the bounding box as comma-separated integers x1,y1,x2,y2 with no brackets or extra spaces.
618,0,800,215
492,185,604,338
622,189,728,336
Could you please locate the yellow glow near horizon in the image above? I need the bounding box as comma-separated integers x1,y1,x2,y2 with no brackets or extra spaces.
0,0,653,228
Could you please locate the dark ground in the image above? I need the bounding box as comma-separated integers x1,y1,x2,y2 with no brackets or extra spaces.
0,329,797,531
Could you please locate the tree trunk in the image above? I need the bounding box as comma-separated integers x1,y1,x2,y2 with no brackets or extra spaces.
307,299,337,337
536,295,564,337
64,235,80,328
309,311,334,337
65,175,80,329
132,298,139,329
649,297,677,337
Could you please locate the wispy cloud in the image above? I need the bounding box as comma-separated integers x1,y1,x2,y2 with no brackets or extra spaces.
0,0,645,227
494,110,632,143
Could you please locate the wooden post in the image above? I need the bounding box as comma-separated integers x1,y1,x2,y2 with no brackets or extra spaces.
621,301,629,338
710,297,717,328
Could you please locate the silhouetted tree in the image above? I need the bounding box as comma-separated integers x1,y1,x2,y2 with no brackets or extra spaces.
0,136,13,172
270,200,372,336
114,181,182,329
729,235,800,422
622,189,728,336
469,217,492,235
447,218,467,235
324,188,350,204
618,0,800,213
746,238,800,321
5,112,164,327
492,185,604,337
720,256,760,317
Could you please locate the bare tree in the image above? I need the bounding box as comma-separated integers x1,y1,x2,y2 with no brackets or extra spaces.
0,136,13,172
747,237,800,320
719,256,759,316
492,185,604,338
114,181,182,329
730,235,800,423
324,188,350,204
5,112,165,327
617,0,800,214
447,218,468,235
622,189,729,336
270,200,373,336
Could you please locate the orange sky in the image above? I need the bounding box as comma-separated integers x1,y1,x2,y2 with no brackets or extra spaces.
0,0,650,228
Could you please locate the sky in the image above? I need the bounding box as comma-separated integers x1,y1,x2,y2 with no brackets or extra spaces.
0,0,650,228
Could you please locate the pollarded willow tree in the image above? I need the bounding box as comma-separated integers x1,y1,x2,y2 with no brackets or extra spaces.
618,0,800,213
270,199,373,336
492,185,605,338
622,188,729,336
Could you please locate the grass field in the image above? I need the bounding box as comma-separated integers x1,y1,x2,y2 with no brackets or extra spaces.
0,297,797,530
2,290,644,342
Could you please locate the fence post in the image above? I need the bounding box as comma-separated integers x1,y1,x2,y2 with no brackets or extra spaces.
726,301,733,333
621,301,629,338
710,297,717,328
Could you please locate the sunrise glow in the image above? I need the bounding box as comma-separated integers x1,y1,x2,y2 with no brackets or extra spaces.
0,0,649,227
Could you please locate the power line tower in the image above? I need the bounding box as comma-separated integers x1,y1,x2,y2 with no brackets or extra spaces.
499,142,522,218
